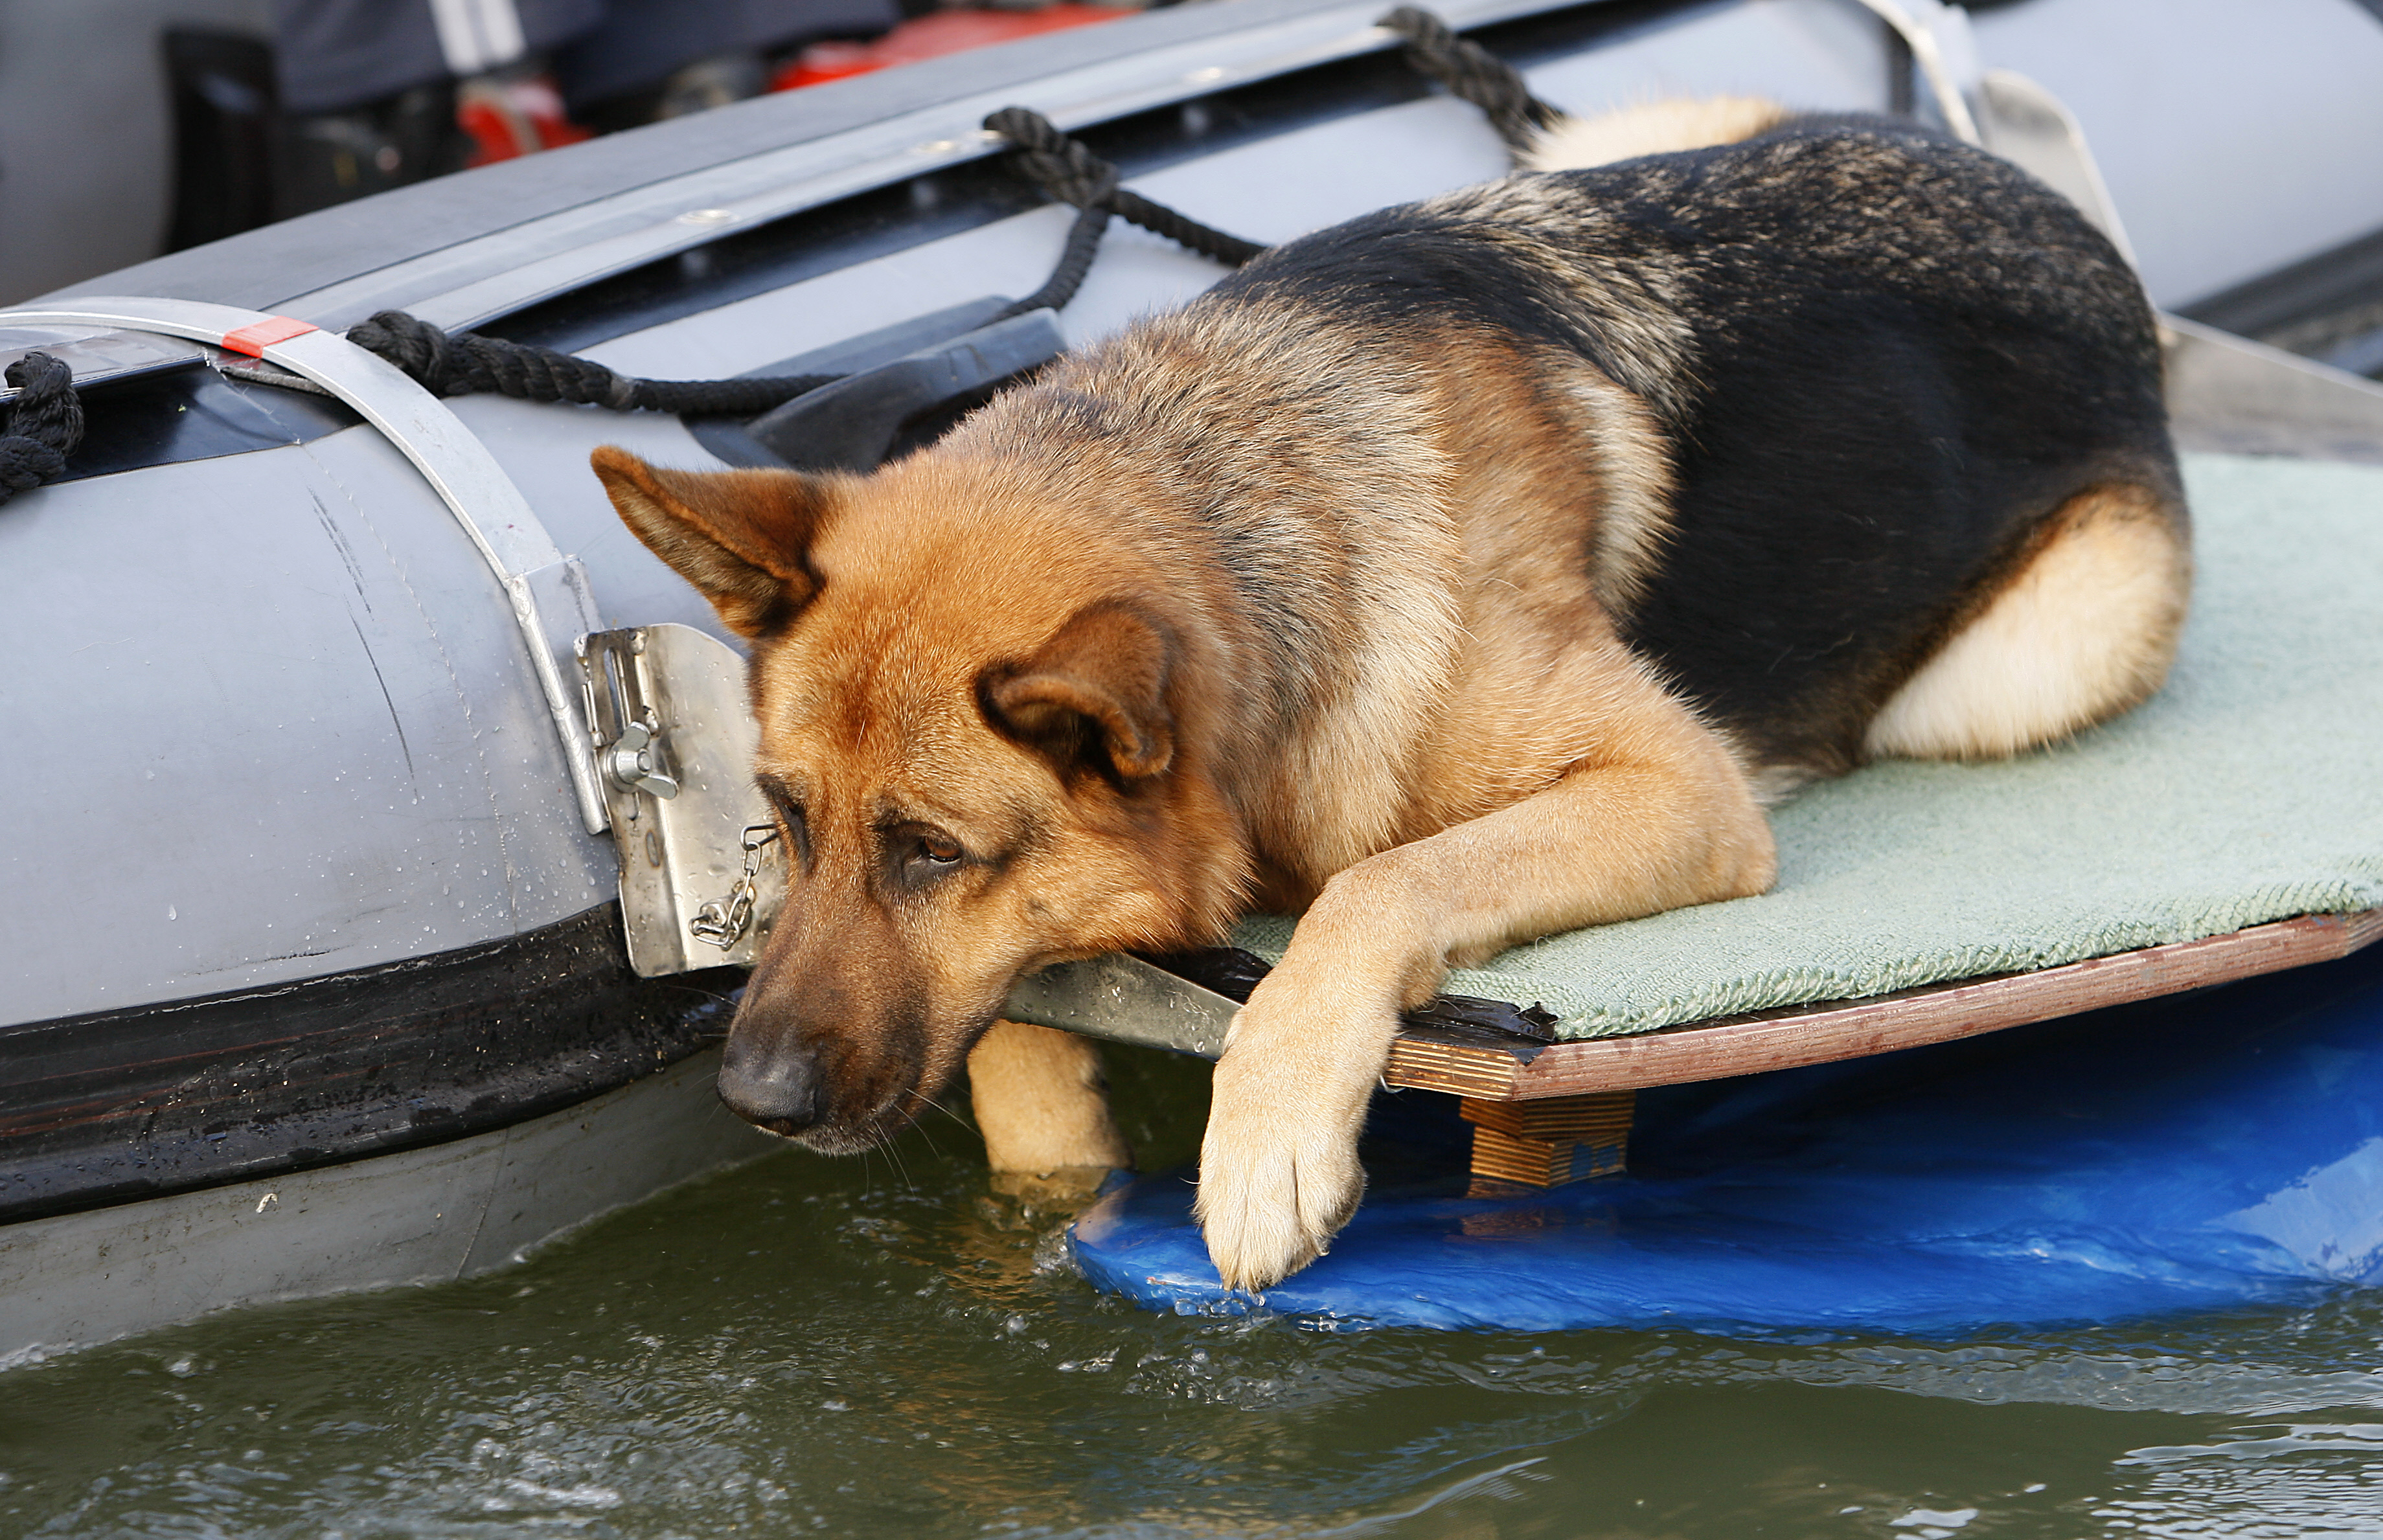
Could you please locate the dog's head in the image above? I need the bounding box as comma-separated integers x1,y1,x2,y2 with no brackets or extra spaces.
591,445,1244,1150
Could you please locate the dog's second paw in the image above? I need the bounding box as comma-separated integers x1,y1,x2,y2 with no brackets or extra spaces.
1192,1031,1374,1293
1194,1104,1363,1292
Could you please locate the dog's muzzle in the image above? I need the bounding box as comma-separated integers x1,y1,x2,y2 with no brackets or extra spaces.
717,1034,828,1137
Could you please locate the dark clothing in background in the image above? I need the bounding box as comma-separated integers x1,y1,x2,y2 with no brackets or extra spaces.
267,0,602,113
267,0,899,115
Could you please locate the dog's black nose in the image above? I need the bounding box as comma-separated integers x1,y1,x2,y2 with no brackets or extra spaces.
717,1035,827,1135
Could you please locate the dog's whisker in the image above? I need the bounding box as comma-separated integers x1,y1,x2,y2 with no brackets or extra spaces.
906,1102,952,1162
912,1091,969,1132
884,1139,917,1194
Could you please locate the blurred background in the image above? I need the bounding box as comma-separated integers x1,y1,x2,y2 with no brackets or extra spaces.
0,0,1156,304
6,0,2383,379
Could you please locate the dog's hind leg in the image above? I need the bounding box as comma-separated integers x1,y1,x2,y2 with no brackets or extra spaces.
1864,484,2191,761
968,1019,1132,1197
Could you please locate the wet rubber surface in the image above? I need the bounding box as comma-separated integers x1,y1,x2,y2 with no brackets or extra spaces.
6,1019,2383,1536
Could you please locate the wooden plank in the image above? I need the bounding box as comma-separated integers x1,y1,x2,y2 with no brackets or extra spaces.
1384,909,2383,1101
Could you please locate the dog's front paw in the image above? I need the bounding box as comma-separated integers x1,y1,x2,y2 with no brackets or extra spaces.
1192,1016,1379,1292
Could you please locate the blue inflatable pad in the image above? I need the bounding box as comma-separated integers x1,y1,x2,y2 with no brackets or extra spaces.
1071,941,2383,1335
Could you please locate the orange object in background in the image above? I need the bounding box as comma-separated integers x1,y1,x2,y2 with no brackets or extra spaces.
458,74,595,166
774,6,1137,91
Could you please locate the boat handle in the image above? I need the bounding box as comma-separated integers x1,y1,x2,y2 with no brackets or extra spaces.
743,308,1067,472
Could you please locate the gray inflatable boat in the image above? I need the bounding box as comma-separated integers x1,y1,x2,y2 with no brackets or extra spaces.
8,0,2383,1363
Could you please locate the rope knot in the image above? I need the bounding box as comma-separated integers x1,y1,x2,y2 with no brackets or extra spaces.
983,106,1121,209
348,310,839,417
0,351,83,506
353,310,632,406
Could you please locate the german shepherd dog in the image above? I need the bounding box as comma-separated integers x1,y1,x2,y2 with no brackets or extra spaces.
592,100,2187,1291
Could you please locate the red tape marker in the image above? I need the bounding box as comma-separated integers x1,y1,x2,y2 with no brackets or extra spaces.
220,315,319,357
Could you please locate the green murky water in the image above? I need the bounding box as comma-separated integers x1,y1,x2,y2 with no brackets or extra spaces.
7,1047,2383,1539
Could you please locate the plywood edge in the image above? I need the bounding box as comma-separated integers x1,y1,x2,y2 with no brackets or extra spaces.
1382,909,2383,1101
1382,1034,1524,1098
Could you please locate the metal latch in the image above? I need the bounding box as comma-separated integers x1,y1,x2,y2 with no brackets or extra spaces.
602,719,679,798
580,624,784,975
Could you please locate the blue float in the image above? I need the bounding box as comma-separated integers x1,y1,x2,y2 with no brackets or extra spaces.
1072,942,2383,1334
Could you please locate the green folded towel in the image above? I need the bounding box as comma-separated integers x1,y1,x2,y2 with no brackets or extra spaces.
1233,453,2383,1040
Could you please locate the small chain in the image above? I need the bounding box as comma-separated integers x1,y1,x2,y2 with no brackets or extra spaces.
690,824,780,949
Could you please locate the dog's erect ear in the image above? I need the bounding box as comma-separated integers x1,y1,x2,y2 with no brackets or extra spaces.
591,446,830,638
985,604,1175,782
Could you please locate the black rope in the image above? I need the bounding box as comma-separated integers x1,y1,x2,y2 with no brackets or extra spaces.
1112,185,1268,267
348,311,843,414
0,352,84,508
992,199,1117,323
985,104,1123,209
984,106,1268,272
1378,6,1565,158
343,108,1266,412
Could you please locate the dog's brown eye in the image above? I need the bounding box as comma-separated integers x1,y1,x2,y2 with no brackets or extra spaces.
896,834,957,891
887,822,966,890
765,792,810,864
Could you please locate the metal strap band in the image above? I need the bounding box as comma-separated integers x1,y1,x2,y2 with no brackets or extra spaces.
1840,0,1983,146
0,296,611,833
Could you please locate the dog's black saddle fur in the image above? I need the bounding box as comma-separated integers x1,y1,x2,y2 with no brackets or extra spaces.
1224,116,2178,776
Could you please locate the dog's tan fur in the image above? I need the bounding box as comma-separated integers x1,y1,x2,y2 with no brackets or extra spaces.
966,1019,1130,1189
1521,95,1791,172
592,99,2187,1291
1865,486,2191,760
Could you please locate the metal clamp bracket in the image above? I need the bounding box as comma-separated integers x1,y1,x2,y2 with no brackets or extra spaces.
0,295,613,833
581,624,784,975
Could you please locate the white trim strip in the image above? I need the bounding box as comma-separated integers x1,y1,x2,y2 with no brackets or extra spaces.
429,0,527,76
